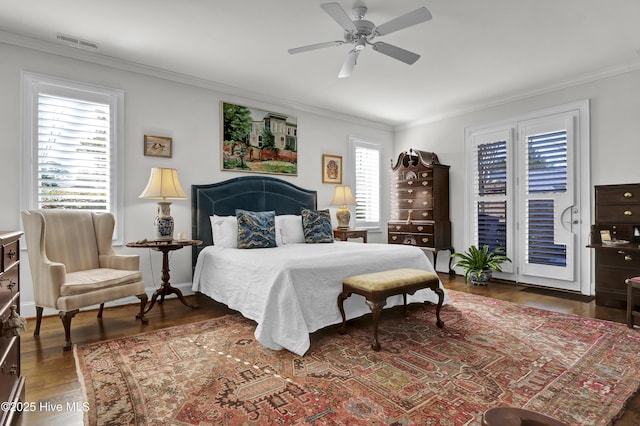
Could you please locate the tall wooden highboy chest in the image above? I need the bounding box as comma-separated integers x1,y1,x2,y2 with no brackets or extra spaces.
0,231,25,426
388,149,454,272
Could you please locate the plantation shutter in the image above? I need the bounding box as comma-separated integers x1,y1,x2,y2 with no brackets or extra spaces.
525,130,568,267
37,93,111,210
352,138,381,228
472,137,509,253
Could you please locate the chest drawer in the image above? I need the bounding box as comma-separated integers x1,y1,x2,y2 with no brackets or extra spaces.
388,232,434,247
596,205,640,224
0,337,20,405
390,209,433,221
596,185,640,204
596,249,639,267
0,266,18,314
1,239,19,273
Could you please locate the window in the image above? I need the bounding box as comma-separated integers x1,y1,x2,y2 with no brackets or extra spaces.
21,72,124,242
350,137,381,229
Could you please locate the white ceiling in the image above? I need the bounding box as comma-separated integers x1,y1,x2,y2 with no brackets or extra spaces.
1,0,640,127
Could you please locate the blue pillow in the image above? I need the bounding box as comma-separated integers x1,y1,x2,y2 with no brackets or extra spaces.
236,210,277,249
301,209,334,243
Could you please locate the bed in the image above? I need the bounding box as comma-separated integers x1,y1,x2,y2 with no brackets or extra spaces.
191,176,448,355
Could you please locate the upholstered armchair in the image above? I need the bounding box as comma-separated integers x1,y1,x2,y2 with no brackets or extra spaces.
21,210,148,350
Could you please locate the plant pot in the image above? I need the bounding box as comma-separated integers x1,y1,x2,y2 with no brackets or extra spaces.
469,269,492,286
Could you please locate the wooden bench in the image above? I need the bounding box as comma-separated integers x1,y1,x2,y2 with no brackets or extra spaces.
337,268,444,351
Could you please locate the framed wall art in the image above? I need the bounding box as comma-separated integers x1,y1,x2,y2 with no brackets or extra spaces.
322,154,342,184
144,135,172,158
221,101,298,175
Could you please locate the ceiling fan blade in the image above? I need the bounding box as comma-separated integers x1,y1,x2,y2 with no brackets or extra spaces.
288,40,344,54
374,7,432,36
338,50,359,78
372,42,420,65
320,2,357,32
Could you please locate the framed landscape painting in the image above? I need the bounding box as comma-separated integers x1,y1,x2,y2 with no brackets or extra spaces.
221,101,298,175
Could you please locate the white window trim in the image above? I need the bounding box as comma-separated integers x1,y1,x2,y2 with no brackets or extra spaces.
349,136,382,231
20,72,125,245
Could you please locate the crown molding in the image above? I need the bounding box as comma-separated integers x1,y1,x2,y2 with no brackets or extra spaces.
0,30,392,132
398,59,640,131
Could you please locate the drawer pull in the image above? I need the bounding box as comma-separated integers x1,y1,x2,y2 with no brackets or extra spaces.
407,189,413,194
422,212,428,217
624,192,633,198
625,255,633,262
407,181,413,186
408,199,413,204
417,226,423,231
422,237,429,243
391,236,398,241
624,210,633,216
422,181,428,186
421,173,428,178
8,249,16,259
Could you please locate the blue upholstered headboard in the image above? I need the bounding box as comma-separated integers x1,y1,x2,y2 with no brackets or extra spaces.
191,176,317,268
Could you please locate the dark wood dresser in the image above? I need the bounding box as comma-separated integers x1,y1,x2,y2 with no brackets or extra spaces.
388,149,454,273
1,231,25,426
590,184,640,307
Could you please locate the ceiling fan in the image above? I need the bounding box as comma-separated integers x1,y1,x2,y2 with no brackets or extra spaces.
288,2,432,78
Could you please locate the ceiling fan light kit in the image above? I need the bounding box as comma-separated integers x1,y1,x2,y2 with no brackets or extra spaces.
288,2,432,78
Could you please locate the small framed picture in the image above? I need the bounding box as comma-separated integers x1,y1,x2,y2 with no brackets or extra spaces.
600,230,612,241
144,135,172,158
322,154,342,184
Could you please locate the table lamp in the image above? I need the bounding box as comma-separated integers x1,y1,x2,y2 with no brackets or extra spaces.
139,168,187,240
330,186,356,229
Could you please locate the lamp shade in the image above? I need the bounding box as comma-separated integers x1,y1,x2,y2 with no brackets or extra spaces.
330,186,355,206
139,168,187,200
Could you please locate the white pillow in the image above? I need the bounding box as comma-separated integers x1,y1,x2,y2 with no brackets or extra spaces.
210,215,237,248
276,215,305,244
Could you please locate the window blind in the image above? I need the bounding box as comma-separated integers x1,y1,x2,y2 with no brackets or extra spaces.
525,130,567,266
354,144,380,225
527,130,567,194
473,139,508,252
37,94,111,210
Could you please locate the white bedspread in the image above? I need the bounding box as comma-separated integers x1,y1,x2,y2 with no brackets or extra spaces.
192,241,448,355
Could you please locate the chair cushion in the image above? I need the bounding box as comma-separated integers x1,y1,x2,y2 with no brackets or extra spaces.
60,268,143,296
343,268,439,292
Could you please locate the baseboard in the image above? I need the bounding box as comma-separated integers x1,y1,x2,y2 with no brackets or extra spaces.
19,282,195,319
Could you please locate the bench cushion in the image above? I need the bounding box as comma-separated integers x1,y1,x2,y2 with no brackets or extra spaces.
343,268,439,292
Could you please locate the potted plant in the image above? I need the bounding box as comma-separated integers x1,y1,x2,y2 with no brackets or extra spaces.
451,245,511,285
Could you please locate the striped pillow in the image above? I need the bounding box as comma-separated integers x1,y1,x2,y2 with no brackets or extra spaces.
301,209,334,244
235,210,277,249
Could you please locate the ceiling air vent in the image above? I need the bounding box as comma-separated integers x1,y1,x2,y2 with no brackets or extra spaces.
56,33,98,51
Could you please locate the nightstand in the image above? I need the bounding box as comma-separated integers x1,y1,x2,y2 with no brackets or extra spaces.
126,239,202,313
333,228,368,243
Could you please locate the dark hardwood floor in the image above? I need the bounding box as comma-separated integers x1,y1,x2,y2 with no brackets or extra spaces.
16,274,640,425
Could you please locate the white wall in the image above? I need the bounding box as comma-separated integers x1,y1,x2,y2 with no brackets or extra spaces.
0,42,393,317
394,69,640,272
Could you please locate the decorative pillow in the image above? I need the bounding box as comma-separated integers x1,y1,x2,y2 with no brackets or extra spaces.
301,209,334,244
236,210,277,249
210,215,237,248
276,215,305,244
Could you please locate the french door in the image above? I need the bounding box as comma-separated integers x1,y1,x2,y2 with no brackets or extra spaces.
465,102,590,293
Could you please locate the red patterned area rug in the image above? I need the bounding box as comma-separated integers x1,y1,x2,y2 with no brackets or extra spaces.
75,290,640,425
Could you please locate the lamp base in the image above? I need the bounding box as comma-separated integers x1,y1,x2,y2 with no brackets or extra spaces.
335,205,351,230
154,201,174,240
